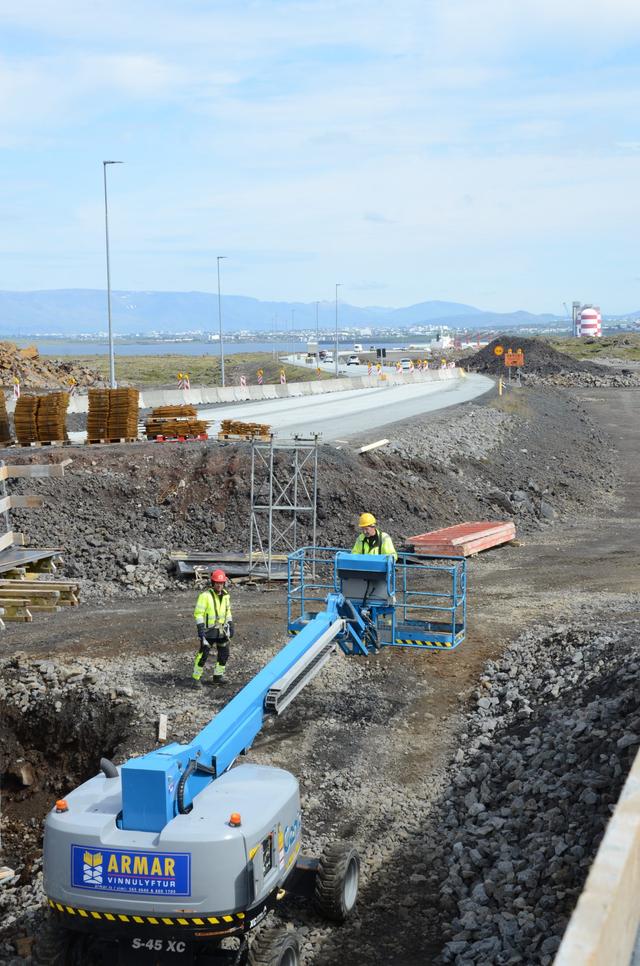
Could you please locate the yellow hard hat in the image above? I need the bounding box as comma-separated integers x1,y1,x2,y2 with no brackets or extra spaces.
359,512,377,527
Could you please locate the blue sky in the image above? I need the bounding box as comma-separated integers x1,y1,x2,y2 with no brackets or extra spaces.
1,0,640,313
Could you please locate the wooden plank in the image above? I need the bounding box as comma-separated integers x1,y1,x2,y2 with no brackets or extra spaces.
0,579,78,589
358,438,390,454
0,461,71,480
0,587,60,599
28,604,61,613
0,532,24,553
0,495,45,514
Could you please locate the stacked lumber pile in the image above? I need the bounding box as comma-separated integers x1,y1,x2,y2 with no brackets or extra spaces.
36,391,69,443
408,521,516,556
87,388,139,441
0,577,80,623
108,388,139,439
0,394,12,444
219,419,271,439
14,395,40,445
144,404,208,440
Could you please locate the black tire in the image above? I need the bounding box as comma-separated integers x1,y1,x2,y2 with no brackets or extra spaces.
31,914,72,966
314,842,360,923
248,926,300,966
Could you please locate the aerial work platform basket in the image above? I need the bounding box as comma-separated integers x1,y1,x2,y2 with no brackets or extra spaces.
287,547,466,652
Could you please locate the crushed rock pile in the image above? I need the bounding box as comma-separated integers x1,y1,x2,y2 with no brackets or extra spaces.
465,337,640,387
431,620,640,965
0,342,101,391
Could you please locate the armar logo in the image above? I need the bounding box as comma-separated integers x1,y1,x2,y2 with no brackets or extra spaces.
83,851,103,885
72,846,191,897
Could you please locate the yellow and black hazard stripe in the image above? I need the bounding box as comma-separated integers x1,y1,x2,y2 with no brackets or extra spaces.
48,898,245,929
394,639,454,648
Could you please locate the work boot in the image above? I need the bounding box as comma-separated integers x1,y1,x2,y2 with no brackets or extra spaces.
192,677,203,689
213,662,226,682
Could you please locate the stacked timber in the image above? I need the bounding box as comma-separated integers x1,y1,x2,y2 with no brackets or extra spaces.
408,521,516,557
107,388,139,439
87,389,110,440
144,404,208,440
0,394,11,444
87,388,139,441
14,396,40,445
36,391,69,443
219,419,271,440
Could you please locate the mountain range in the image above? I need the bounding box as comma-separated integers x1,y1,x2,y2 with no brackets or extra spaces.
0,289,566,336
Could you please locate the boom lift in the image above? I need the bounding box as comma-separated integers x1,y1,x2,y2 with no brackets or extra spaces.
37,550,466,966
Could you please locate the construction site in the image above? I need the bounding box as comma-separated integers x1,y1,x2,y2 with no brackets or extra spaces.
0,336,638,966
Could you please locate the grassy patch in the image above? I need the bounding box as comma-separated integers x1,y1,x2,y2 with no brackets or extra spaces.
550,334,640,361
41,352,334,388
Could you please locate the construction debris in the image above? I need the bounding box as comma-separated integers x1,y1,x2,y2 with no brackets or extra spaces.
145,404,208,440
219,419,271,440
408,521,516,556
0,341,100,391
358,438,389,454
87,388,139,442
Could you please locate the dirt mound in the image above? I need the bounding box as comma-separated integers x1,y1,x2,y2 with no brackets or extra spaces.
465,337,611,377
0,342,102,391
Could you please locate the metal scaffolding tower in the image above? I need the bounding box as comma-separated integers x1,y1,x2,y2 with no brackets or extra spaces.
249,437,319,578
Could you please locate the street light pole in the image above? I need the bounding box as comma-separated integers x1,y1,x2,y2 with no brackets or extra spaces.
103,160,123,388
217,256,227,387
335,283,342,377
315,300,319,342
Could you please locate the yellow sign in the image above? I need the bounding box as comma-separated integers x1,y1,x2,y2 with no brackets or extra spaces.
494,345,504,356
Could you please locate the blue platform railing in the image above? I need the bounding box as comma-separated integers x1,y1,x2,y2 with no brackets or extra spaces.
287,547,466,651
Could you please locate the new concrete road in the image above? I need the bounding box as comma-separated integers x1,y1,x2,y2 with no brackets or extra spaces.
200,373,493,441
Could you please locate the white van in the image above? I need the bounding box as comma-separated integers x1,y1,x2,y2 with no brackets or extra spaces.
353,343,363,352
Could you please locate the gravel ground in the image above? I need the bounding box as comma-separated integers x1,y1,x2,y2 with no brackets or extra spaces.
0,385,637,965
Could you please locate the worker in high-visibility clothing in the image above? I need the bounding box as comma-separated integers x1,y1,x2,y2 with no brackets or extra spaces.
193,569,234,686
352,512,397,560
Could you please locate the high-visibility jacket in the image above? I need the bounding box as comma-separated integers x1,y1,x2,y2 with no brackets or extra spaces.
352,528,397,561
194,588,232,629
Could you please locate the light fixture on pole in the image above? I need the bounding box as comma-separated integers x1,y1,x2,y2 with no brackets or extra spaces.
216,256,227,387
102,160,123,389
334,283,342,377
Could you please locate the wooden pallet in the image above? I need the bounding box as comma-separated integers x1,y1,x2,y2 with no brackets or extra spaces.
85,437,138,445
25,440,72,448
217,433,271,442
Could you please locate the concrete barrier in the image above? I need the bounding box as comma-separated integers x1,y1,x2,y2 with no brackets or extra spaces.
554,747,640,966
6,368,462,415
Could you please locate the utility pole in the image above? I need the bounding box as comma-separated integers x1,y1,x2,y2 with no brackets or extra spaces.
217,256,227,386
102,160,123,388
335,284,342,377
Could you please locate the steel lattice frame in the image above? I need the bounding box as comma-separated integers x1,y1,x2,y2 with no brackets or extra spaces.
249,437,319,578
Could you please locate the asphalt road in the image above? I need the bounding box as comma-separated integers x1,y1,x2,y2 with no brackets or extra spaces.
199,372,494,440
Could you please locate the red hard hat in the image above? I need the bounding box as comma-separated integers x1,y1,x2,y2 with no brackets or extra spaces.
211,569,227,583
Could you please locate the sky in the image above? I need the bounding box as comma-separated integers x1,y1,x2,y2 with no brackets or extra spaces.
1,0,640,313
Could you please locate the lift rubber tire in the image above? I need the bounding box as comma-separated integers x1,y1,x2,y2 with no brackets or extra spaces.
314,841,360,923
31,914,72,966
248,926,300,966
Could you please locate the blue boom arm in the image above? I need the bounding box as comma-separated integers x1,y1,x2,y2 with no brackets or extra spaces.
119,551,463,834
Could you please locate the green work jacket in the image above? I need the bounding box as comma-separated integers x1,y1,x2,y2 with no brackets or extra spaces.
194,588,232,629
352,529,397,561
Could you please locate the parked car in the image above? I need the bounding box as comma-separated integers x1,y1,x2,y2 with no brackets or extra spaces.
400,358,413,370
347,355,360,366
353,343,363,352
323,353,334,364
